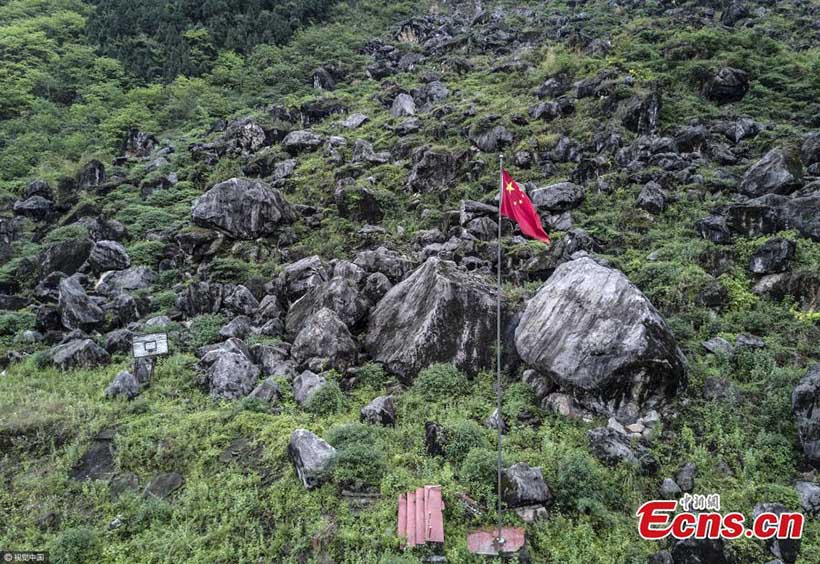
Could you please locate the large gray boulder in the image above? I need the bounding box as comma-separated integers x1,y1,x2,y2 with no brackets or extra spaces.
201,345,261,400
802,133,820,168
13,196,54,221
703,66,749,104
360,395,396,426
753,502,801,563
58,277,105,331
718,192,820,242
282,130,324,154
587,427,658,474
365,257,499,382
515,257,686,416
286,276,369,336
353,246,413,283
49,339,111,371
502,463,551,508
530,182,585,212
749,237,795,274
288,429,336,489
795,481,820,517
391,93,416,117
792,364,820,469
223,285,259,316
105,370,140,400
95,266,156,296
87,240,130,273
39,239,93,277
292,308,357,371
406,148,462,194
293,370,328,406
191,178,294,239
739,148,802,197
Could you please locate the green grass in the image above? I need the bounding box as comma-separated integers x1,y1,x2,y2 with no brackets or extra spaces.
1,0,819,562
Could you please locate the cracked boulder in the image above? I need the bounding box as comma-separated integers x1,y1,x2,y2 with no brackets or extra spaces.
58,277,104,332
49,339,111,371
792,364,820,469
288,429,336,489
191,178,294,239
739,148,802,197
366,257,499,382
360,395,396,426
86,240,130,273
199,342,261,400
502,463,551,508
286,276,369,336
515,257,686,417
703,67,750,104
105,370,141,400
292,308,357,371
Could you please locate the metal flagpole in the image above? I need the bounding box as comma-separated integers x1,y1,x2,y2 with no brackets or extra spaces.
495,153,505,547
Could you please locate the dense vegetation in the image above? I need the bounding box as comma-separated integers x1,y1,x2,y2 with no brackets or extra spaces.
86,0,340,79
0,0,819,563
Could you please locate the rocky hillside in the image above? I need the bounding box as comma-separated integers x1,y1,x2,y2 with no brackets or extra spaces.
1,0,819,562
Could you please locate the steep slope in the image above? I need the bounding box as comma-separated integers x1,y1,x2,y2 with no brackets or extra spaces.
1,1,819,563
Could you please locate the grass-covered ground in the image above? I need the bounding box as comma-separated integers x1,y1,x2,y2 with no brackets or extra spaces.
1,0,819,562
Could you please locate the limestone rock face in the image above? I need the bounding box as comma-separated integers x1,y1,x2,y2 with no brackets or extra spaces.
501,463,551,508
58,277,104,332
792,364,820,469
365,257,499,382
199,342,261,400
292,308,358,371
739,148,802,197
288,429,336,490
49,339,111,371
191,178,293,239
703,66,749,104
515,257,686,416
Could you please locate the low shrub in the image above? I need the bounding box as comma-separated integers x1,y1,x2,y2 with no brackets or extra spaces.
444,420,489,466
305,381,346,415
326,423,383,451
51,527,101,564
332,442,388,491
459,447,502,506
414,363,467,401
188,313,226,349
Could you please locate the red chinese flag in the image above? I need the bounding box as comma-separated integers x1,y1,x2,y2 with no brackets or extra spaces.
500,170,550,244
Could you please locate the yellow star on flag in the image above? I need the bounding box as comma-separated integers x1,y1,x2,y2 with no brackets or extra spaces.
505,181,516,192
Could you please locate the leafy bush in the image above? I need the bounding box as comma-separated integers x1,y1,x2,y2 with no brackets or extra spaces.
0,311,35,339
459,447,502,505
305,381,346,415
332,442,388,491
86,0,341,80
326,423,383,451
127,240,165,266
414,363,467,401
44,224,89,244
355,362,389,388
553,450,613,513
444,420,490,466
208,257,255,283
51,526,101,564
237,396,271,414
188,313,226,349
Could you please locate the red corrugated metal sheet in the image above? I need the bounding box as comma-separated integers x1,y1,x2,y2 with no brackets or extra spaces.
407,491,416,547
397,485,444,548
467,527,526,555
415,487,425,544
425,486,444,543
398,493,407,546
